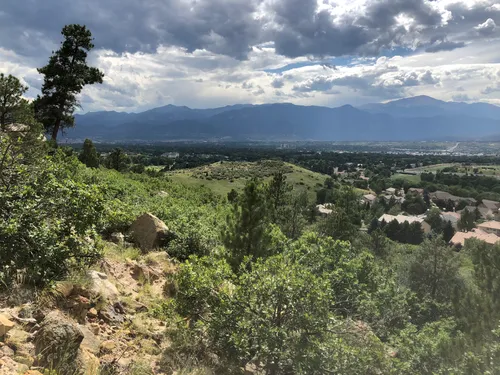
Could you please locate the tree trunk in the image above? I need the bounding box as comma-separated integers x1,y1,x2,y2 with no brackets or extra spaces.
51,119,61,141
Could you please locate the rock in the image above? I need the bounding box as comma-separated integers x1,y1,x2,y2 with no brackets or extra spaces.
0,346,14,357
67,295,91,323
131,262,161,283
0,356,28,375
98,305,125,325
24,371,44,375
0,315,15,336
78,324,101,355
34,311,84,375
87,270,119,303
158,190,169,197
78,348,100,375
100,340,116,353
89,323,100,335
110,232,125,245
87,308,98,319
129,213,169,252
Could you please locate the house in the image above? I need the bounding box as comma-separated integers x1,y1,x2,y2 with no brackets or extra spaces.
378,214,431,233
459,206,493,220
408,188,424,196
382,195,405,204
161,152,180,159
430,191,476,206
384,188,397,195
479,200,500,214
361,194,376,205
316,204,334,216
450,229,500,247
440,212,461,229
477,221,500,236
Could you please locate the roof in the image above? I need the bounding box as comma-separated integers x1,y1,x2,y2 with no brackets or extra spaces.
477,221,500,231
363,194,376,202
430,191,476,203
385,188,396,193
481,200,500,211
316,204,333,215
441,212,461,223
450,229,500,246
409,188,424,194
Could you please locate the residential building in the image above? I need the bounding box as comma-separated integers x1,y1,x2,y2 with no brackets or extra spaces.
378,214,431,233
316,204,334,216
440,212,461,229
384,188,397,195
477,221,500,236
361,194,376,205
450,229,500,247
408,188,424,196
430,191,476,205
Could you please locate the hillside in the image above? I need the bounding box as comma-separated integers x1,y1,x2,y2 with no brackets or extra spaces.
165,160,327,198
64,96,500,142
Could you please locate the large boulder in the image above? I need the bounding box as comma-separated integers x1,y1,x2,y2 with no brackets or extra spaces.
0,315,15,337
129,213,169,252
34,312,99,375
34,311,84,374
87,270,119,303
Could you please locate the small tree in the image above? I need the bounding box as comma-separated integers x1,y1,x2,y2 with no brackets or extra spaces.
79,138,99,168
34,24,104,140
0,73,28,129
458,208,475,232
443,221,455,243
106,148,130,172
223,179,272,271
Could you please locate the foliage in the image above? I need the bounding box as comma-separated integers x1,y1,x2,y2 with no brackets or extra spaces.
223,179,273,271
0,73,28,129
458,208,476,232
79,138,100,168
0,128,104,285
105,148,131,172
34,24,104,140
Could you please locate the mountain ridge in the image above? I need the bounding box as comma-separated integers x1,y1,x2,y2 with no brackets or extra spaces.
66,96,500,142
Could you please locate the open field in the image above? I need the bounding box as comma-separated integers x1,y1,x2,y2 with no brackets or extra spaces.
391,173,421,184
165,161,327,198
405,163,500,177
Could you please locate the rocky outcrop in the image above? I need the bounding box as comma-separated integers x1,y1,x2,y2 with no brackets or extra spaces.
129,213,169,252
87,271,119,303
34,311,99,375
0,315,15,337
34,311,84,374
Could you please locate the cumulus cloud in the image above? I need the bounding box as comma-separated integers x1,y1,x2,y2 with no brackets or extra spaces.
1,0,500,110
475,18,497,36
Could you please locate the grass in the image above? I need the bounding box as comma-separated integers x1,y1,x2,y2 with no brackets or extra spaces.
166,161,327,200
391,173,421,184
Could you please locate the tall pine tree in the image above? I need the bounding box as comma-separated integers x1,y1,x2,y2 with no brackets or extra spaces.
34,24,104,140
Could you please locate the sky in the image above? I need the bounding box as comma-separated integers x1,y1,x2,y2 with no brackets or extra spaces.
1,0,500,112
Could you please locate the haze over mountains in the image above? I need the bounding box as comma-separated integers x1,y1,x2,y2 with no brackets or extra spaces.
66,96,500,142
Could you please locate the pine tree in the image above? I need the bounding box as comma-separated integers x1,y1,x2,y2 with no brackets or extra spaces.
34,24,104,140
443,220,455,243
0,74,28,129
79,139,99,168
223,179,272,271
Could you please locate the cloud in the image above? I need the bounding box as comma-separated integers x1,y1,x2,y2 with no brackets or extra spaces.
475,18,497,36
425,40,465,53
482,83,500,95
271,77,285,88
452,93,471,102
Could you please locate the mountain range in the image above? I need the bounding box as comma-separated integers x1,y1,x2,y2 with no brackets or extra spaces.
64,96,500,142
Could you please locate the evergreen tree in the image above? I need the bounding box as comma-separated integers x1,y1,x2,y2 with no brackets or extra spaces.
78,139,99,168
34,24,104,140
227,188,238,203
266,171,292,221
0,73,28,129
106,148,130,172
458,208,475,232
223,179,272,271
443,221,455,243
426,207,443,233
